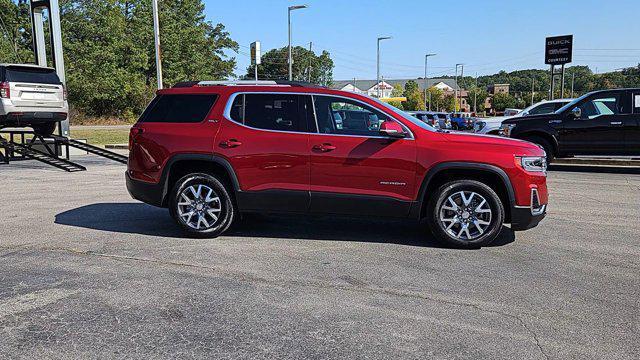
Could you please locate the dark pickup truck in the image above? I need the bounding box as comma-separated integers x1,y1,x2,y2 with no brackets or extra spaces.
501,88,640,161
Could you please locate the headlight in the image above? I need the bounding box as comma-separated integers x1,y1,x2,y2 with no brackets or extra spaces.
501,123,516,137
517,156,547,174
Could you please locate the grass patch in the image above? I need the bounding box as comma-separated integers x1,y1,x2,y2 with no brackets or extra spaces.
71,128,130,146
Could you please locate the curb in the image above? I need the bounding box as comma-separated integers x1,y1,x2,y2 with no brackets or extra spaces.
553,157,640,167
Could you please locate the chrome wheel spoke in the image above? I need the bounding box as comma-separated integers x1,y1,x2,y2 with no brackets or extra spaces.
439,190,493,241
177,183,222,231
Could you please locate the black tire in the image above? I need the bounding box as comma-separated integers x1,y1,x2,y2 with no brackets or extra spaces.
168,173,235,238
426,180,505,248
524,135,554,164
32,122,57,136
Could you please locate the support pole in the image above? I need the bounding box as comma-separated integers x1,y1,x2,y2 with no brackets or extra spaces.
560,64,565,99
152,0,163,89
550,65,555,100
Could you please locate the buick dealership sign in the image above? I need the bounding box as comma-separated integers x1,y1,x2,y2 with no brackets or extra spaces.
545,35,573,65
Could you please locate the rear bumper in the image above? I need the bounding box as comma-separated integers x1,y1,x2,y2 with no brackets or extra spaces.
0,112,67,125
125,171,165,207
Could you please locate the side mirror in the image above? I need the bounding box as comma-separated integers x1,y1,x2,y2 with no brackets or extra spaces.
570,107,582,119
379,120,406,138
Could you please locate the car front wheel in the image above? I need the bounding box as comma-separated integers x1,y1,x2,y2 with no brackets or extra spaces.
427,180,505,248
169,173,235,238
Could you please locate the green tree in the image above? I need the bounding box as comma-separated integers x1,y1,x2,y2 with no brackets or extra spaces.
391,83,403,97
402,80,425,111
245,46,334,86
0,0,33,63
491,92,516,112
466,87,489,113
426,87,444,111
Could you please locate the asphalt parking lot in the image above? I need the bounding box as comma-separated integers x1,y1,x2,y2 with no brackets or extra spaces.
0,156,638,359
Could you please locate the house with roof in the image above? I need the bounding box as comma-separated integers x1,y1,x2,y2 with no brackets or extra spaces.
330,78,460,99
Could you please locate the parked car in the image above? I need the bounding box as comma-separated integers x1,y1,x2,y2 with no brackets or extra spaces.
475,99,573,135
406,111,452,129
503,108,521,117
502,88,640,162
450,112,474,130
127,80,548,248
0,63,68,135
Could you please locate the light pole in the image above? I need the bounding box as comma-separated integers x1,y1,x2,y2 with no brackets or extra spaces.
152,0,162,89
425,53,436,110
288,4,308,81
376,36,392,98
455,64,463,112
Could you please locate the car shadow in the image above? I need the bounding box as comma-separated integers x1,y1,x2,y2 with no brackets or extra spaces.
54,203,515,248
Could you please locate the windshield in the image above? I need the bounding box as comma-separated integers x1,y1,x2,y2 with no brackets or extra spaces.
555,93,591,114
370,97,436,132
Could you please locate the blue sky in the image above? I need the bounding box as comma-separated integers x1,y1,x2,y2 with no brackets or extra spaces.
205,0,640,80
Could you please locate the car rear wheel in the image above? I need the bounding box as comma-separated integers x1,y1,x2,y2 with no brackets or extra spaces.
32,123,57,136
427,180,505,248
169,173,235,238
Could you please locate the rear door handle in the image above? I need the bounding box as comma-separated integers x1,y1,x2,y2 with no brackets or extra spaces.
312,143,337,152
610,121,623,126
220,139,242,148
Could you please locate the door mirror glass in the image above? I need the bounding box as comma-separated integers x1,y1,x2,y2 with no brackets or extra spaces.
570,107,582,119
379,120,406,138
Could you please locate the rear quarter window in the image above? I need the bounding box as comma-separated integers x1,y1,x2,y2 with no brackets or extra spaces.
140,94,218,123
4,67,61,84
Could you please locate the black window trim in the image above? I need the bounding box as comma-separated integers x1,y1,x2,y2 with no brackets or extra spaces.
223,91,414,140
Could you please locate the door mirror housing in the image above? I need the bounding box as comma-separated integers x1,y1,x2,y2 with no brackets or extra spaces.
379,120,406,138
570,107,582,119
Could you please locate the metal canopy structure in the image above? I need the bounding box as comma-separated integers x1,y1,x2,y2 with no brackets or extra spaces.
29,0,69,137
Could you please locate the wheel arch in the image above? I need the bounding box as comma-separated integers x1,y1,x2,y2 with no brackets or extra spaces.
159,154,240,207
516,130,559,157
412,162,515,222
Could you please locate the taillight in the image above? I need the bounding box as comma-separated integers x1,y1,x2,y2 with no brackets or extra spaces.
0,82,9,98
62,84,68,100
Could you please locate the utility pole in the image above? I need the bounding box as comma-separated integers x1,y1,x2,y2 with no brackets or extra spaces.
424,53,436,110
549,65,555,100
288,5,308,81
152,0,162,89
531,77,535,105
457,64,464,112
376,36,392,98
307,41,313,82
571,72,575,98
473,72,478,114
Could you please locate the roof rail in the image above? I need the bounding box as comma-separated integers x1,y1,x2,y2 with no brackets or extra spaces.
172,80,327,89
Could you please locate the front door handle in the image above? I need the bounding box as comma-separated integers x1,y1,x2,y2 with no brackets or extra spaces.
610,121,623,126
312,143,337,152
220,139,242,148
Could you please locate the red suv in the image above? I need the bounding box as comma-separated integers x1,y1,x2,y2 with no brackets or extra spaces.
126,81,548,247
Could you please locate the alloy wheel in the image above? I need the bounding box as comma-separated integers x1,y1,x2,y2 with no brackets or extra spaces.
439,190,492,241
176,184,222,230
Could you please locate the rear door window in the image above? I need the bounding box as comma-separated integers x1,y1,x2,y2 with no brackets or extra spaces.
229,94,309,133
4,67,61,84
140,94,217,123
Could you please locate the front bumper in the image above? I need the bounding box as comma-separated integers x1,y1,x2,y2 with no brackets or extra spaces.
510,188,547,230
125,171,166,207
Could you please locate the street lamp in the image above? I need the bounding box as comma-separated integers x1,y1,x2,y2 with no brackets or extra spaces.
424,53,436,110
288,4,308,81
376,36,392,98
